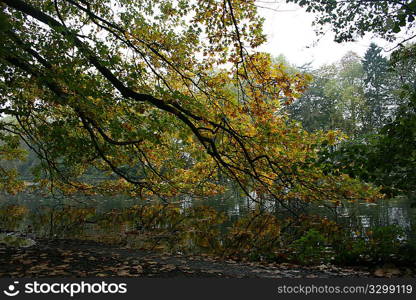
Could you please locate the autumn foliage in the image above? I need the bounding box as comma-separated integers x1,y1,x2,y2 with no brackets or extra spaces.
0,0,383,226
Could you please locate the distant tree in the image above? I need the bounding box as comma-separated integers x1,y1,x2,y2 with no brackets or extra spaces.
361,43,392,132
337,52,366,136
283,0,416,199
289,64,342,132
320,45,416,197
289,52,366,137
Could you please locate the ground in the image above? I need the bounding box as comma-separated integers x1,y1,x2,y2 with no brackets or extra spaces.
2,238,412,278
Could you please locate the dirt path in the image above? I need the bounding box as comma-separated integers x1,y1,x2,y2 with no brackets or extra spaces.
0,238,381,278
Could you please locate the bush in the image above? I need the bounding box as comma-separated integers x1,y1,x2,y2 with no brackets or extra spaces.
332,234,368,265
367,225,405,262
289,229,330,265
333,225,406,265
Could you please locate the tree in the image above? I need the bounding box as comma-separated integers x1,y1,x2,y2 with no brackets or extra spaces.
336,52,366,136
0,0,381,217
362,43,392,132
289,64,343,132
379,43,416,195
318,44,416,197
322,98,416,197
286,0,416,43
390,43,416,99
289,52,367,137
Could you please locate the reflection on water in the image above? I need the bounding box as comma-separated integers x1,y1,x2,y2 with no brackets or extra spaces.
193,193,416,240
387,206,411,228
1,190,415,239
354,197,415,229
334,197,415,241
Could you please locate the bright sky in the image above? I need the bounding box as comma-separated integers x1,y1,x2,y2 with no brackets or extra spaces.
257,2,393,68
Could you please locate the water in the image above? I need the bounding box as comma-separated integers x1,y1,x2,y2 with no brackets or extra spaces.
1,190,415,239
190,192,416,241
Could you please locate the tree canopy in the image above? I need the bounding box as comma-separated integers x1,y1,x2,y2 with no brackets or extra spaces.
0,0,382,217
287,0,416,43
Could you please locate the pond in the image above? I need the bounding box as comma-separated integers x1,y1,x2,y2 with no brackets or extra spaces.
1,190,415,240
188,191,416,232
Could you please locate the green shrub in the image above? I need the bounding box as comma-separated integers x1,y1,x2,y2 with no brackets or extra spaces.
332,234,368,265
367,225,405,262
333,225,406,265
289,229,330,265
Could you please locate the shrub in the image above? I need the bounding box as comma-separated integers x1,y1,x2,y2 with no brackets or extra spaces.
367,225,405,262
289,229,330,265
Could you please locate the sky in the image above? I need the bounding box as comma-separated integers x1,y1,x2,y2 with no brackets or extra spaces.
256,1,393,68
